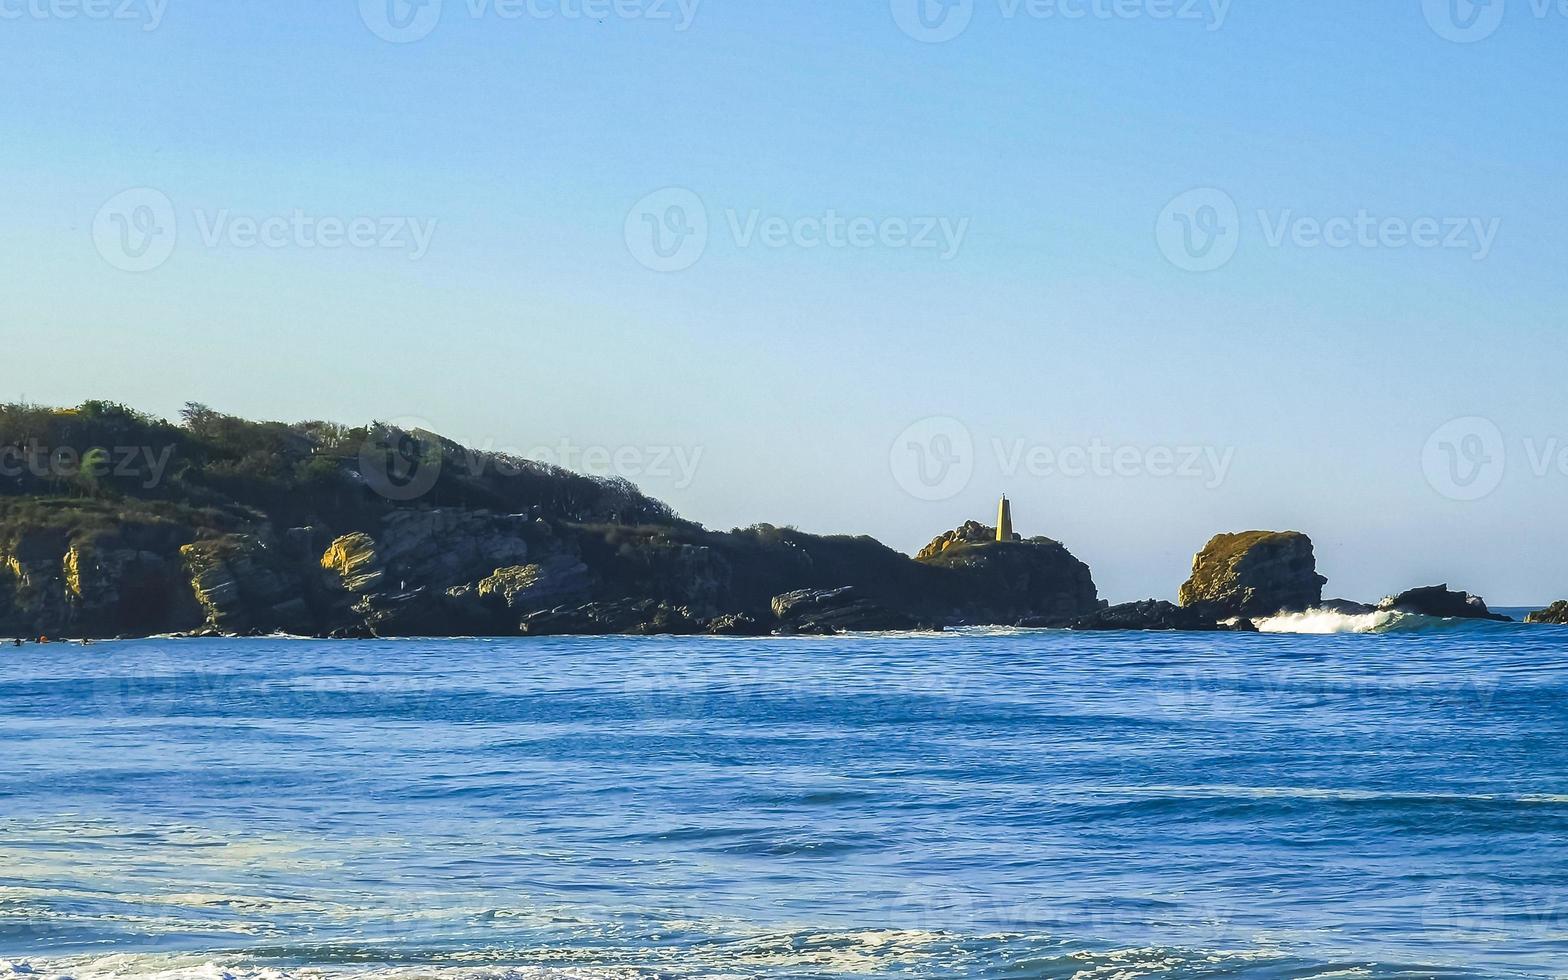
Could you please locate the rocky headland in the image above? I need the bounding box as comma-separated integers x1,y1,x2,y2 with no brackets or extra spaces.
0,402,1558,639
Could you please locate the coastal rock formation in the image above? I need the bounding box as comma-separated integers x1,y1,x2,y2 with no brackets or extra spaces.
1526,601,1568,625
705,612,768,636
1178,531,1327,618
321,532,386,594
479,557,593,614
183,534,312,634
1380,585,1511,622
1067,599,1223,633
771,586,922,634
1317,598,1378,615
915,524,1099,625
371,510,533,591
0,517,203,638
916,520,1016,561
519,599,703,637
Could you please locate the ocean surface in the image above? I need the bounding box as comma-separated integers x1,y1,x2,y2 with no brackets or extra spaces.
2,612,1566,979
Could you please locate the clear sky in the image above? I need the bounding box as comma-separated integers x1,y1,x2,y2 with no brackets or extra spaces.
3,1,1565,604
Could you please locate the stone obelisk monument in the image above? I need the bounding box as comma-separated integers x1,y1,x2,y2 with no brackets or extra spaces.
996,495,1014,542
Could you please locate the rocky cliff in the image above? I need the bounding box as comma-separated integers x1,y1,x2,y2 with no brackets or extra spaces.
1178,531,1327,618
0,403,1112,637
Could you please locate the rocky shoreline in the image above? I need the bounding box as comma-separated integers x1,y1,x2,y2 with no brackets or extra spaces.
0,403,1561,640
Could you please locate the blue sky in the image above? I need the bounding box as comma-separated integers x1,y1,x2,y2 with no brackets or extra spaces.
3,1,1565,603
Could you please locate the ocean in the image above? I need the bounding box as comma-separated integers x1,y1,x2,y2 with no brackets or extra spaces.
1,613,1565,979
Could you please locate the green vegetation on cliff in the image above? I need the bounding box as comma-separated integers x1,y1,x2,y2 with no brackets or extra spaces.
0,402,1102,638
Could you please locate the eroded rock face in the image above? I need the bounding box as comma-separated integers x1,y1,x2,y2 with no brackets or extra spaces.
1380,585,1511,622
479,557,593,615
375,510,532,590
321,532,385,594
0,524,200,638
183,535,313,635
771,586,922,634
1178,531,1327,618
1526,601,1568,625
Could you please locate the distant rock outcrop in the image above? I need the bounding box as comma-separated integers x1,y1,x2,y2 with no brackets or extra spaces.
1526,601,1568,625
1380,585,1511,622
770,586,922,634
917,520,1015,561
1178,531,1327,618
1066,599,1223,632
915,524,1099,625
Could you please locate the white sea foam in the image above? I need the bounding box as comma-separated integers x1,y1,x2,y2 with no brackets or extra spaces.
1251,608,1404,634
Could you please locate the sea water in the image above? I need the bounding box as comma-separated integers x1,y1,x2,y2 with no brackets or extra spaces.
1,617,1566,978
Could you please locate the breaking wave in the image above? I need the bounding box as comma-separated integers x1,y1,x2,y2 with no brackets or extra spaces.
1253,608,1526,635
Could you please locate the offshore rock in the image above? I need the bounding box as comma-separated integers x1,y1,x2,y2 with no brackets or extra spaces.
1379,585,1511,622
1068,599,1223,632
1179,531,1327,618
1526,601,1568,625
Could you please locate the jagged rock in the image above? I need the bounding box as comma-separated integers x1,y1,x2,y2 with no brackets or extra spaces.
350,585,496,637
183,535,313,635
705,612,768,636
1068,599,1223,632
915,527,1099,625
771,586,922,634
1379,585,1511,622
1179,531,1328,618
375,509,532,590
320,532,386,593
1526,601,1568,625
916,520,1016,561
1317,598,1378,615
322,510,536,598
478,557,593,615
519,599,702,637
